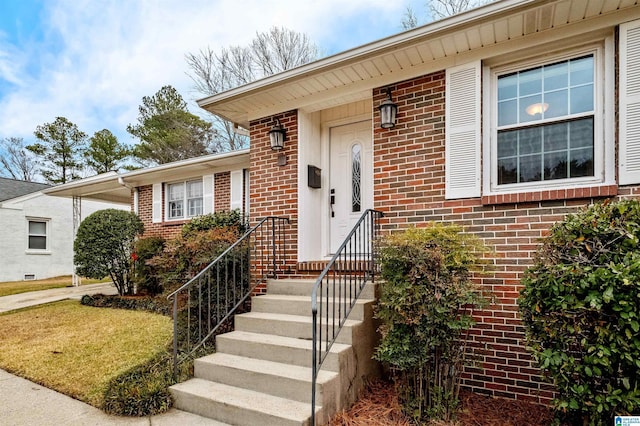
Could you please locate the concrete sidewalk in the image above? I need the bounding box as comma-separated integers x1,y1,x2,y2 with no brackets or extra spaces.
0,283,228,425
0,282,119,313
0,369,226,425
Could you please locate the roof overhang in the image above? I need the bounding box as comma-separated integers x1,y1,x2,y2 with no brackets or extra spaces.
43,172,129,204
44,150,250,203
198,0,640,129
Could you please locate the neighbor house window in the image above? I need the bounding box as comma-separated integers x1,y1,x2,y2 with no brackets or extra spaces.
491,48,603,192
28,220,47,250
166,180,203,220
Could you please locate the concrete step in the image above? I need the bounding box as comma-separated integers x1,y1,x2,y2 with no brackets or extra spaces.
234,311,359,345
267,278,377,300
170,379,318,426
251,294,374,321
194,353,339,405
215,330,352,372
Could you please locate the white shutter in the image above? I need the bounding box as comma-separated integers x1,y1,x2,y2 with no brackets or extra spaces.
445,61,481,199
152,183,162,223
620,19,640,185
203,175,214,215
230,169,243,212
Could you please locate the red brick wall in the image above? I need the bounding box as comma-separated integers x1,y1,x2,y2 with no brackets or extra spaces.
136,185,183,239
215,172,231,212
371,71,612,404
136,173,230,240
249,111,299,288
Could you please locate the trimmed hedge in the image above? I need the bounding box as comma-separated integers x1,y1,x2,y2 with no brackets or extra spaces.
80,294,171,317
520,199,640,425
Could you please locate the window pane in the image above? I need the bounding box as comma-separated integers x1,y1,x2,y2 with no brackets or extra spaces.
187,181,203,198
498,157,518,184
543,122,568,152
352,144,362,212
498,73,517,100
495,54,595,188
544,151,568,180
544,61,568,91
570,148,594,177
519,67,542,96
570,84,593,114
570,118,593,148
188,198,203,217
29,236,46,250
544,89,568,119
498,131,517,157
520,94,543,123
519,126,541,155
29,221,46,235
498,99,518,126
169,201,183,218
519,154,542,182
570,56,594,86
168,183,183,201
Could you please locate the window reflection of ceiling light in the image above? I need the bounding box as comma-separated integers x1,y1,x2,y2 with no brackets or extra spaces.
526,102,549,116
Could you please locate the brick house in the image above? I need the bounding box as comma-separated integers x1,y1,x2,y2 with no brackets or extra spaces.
46,150,250,241
46,1,640,422
189,0,640,409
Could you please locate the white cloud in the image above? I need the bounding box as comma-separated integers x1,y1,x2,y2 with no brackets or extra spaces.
0,0,411,146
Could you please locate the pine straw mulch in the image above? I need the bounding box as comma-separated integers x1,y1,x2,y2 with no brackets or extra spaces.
330,380,554,426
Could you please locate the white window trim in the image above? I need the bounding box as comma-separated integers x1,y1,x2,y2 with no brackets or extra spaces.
482,39,615,196
25,217,51,254
164,179,204,221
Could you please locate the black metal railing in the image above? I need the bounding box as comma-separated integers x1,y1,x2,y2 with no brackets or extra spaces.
167,216,289,376
310,209,383,424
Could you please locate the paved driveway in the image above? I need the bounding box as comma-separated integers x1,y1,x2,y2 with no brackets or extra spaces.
0,282,118,313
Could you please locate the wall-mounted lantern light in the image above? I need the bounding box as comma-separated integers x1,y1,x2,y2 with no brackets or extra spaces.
378,88,398,129
269,118,286,151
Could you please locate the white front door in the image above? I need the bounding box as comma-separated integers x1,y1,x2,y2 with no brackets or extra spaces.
329,121,373,253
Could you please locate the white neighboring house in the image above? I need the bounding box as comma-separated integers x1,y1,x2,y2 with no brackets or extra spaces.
0,176,127,282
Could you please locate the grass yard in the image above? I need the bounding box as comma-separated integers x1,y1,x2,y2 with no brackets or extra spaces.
0,275,110,297
0,300,172,408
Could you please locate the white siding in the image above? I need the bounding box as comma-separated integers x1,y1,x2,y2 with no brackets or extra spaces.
0,194,126,282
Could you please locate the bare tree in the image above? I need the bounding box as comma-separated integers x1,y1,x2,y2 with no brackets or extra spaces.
186,27,319,153
402,7,420,30
0,137,39,181
403,0,494,27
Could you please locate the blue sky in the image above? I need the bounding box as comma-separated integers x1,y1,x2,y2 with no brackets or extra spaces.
0,0,426,159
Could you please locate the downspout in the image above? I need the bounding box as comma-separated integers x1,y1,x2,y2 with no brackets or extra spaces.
117,177,137,213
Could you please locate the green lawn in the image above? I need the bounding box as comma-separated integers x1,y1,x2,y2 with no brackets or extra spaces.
0,275,110,297
0,300,172,407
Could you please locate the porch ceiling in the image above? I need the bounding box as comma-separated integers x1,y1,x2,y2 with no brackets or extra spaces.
198,0,640,129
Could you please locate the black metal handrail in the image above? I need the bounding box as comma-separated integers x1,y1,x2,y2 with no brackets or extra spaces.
310,209,383,424
167,216,289,376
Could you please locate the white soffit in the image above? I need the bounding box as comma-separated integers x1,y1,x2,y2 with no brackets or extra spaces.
198,0,640,128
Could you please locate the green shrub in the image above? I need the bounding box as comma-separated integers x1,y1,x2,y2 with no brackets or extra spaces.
374,224,488,423
519,199,640,425
74,209,144,295
132,236,165,295
101,351,175,416
148,226,240,295
181,209,246,238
